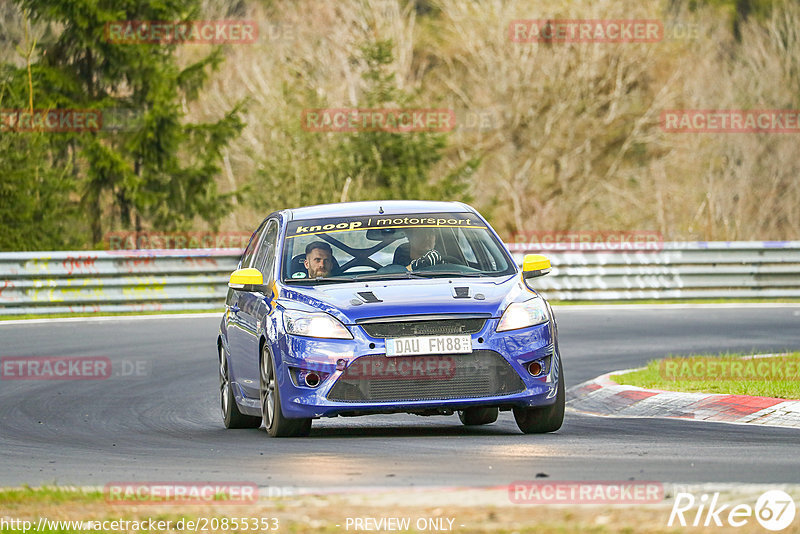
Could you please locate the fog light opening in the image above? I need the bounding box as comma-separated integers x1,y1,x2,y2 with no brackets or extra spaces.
527,360,543,376
305,372,321,387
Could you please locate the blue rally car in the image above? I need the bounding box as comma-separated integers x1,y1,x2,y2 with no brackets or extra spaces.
217,201,564,437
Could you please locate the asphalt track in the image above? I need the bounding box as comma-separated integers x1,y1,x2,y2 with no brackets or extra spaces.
1,306,799,488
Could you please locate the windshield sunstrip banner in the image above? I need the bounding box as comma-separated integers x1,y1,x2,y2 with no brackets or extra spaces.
286,213,487,238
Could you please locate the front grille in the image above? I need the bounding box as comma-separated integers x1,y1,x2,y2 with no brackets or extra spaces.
360,318,486,338
327,350,525,402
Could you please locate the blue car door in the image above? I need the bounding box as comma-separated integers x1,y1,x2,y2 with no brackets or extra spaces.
233,219,279,400
227,220,267,393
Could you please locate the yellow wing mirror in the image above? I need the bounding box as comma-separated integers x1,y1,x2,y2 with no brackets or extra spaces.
228,268,269,293
521,254,551,279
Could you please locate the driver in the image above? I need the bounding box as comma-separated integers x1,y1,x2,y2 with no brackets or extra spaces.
304,241,334,278
396,228,443,271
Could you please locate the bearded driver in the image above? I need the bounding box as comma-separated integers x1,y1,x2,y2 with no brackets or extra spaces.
304,241,334,278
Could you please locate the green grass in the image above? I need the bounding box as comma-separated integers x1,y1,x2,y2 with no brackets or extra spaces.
0,309,218,321
0,485,105,505
611,352,800,399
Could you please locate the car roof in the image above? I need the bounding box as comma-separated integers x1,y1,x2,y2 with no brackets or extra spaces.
285,200,476,221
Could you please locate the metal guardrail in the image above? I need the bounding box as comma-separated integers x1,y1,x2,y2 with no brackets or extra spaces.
0,250,239,316
0,242,799,315
510,241,800,300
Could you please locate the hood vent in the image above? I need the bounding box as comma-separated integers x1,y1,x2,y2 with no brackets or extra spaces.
452,287,471,299
357,291,382,303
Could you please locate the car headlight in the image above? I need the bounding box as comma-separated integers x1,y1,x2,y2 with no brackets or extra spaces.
496,297,549,332
283,310,353,339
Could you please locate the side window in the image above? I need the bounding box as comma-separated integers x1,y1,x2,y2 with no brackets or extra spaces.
241,220,267,268
254,220,279,282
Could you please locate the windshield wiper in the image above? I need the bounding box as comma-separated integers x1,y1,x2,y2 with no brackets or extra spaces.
412,271,492,278
352,272,425,281
285,270,490,283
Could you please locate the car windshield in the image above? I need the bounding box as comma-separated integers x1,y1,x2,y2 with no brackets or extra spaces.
281,212,516,283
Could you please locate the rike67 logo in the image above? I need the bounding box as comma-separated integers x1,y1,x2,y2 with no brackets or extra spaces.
669,490,796,531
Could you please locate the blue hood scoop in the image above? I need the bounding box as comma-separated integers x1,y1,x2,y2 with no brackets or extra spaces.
357,291,382,303
452,286,471,299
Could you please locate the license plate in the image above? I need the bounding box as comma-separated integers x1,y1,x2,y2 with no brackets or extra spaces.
385,334,472,357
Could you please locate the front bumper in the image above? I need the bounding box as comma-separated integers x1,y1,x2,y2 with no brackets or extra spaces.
268,318,561,419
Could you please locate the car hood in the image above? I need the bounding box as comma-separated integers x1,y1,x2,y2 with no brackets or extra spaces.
277,275,532,324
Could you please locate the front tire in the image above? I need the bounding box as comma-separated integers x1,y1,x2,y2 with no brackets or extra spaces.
219,346,261,429
513,362,565,434
260,345,312,437
458,407,499,425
